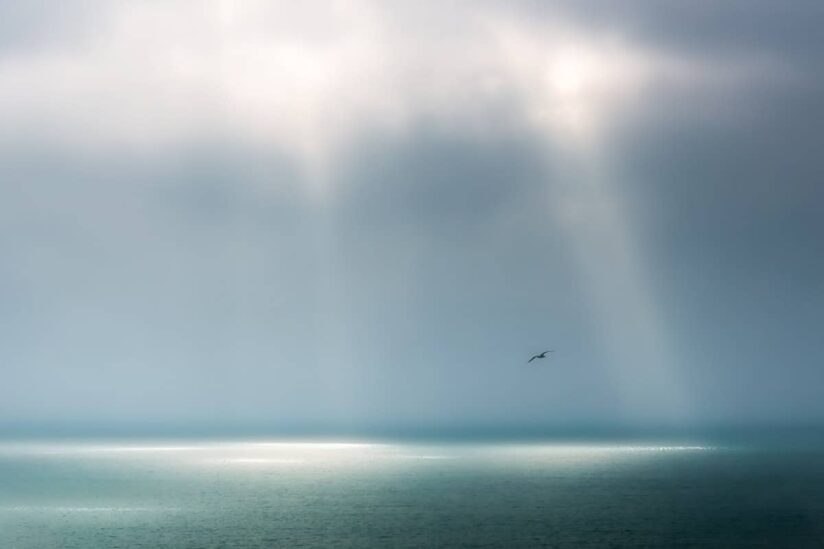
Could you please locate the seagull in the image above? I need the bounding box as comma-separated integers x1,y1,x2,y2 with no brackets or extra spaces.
527,350,554,363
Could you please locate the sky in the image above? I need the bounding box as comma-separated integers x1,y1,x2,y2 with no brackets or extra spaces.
1,1,823,434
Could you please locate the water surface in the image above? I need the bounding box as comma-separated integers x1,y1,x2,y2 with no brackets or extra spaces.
1,439,823,547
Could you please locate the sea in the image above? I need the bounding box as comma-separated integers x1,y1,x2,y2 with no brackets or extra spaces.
1,436,823,548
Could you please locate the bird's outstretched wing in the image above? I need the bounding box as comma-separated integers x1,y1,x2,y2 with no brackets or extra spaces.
527,355,537,363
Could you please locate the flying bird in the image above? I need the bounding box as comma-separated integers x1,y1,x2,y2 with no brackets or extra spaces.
527,350,554,363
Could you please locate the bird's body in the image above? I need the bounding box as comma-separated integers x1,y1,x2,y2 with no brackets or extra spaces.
527,350,553,363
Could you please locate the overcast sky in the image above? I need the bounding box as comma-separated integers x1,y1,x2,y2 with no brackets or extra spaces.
1,1,822,433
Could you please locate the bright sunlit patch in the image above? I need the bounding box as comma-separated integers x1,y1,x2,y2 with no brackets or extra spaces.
396,455,454,460
623,446,711,452
85,446,206,453
499,444,715,458
563,445,712,453
241,442,378,450
209,457,305,465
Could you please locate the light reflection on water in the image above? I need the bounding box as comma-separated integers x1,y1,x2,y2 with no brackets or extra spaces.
2,439,822,548
0,440,718,478
0,439,716,475
0,440,713,458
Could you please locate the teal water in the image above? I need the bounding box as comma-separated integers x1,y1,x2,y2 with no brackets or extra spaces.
1,439,823,548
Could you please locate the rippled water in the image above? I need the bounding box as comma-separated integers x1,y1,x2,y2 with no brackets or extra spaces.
1,439,823,547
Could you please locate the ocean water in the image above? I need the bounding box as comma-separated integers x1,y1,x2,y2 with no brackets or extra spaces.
1,439,823,548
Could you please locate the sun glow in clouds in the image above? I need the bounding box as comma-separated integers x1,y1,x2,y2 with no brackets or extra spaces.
484,18,705,420
0,2,660,175
0,1,781,427
488,17,655,147
542,44,644,142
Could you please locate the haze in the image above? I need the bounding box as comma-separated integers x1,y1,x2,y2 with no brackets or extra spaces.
1,1,822,435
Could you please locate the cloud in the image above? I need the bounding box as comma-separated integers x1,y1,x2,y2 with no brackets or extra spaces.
0,1,792,176
1,1,822,428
